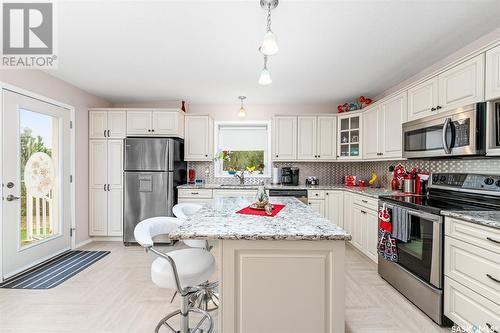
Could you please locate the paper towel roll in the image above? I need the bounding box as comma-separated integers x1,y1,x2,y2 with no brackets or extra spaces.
272,167,281,184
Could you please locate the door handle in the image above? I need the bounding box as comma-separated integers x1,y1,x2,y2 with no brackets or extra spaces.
486,274,500,284
487,237,500,244
6,194,20,201
104,184,107,191
107,129,110,137
107,184,110,191
104,130,107,137
442,117,452,154
486,323,498,333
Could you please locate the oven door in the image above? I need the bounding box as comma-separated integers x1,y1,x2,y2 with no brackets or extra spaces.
402,106,479,158
382,203,444,288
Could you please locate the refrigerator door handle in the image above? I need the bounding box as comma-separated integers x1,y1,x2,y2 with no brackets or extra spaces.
167,171,174,215
166,139,174,171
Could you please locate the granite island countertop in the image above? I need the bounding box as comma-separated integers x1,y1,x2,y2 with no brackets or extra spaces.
169,196,351,241
442,210,500,230
177,183,398,199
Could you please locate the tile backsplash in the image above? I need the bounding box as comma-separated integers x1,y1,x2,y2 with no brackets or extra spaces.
187,158,500,188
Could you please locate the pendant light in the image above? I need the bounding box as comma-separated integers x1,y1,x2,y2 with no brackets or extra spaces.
238,96,247,117
260,0,279,56
258,55,272,85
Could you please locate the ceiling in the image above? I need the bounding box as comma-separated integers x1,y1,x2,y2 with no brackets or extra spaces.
47,1,500,105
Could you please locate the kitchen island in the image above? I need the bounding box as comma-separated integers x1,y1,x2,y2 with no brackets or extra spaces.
169,196,351,333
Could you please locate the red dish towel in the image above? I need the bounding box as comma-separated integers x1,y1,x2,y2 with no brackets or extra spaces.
236,204,285,217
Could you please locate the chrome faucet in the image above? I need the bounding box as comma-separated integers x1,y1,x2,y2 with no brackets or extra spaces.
234,171,245,185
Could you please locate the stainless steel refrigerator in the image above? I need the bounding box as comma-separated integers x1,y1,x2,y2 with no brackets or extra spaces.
123,137,187,243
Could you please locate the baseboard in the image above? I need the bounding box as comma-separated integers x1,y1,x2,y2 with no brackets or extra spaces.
90,236,123,242
75,238,93,249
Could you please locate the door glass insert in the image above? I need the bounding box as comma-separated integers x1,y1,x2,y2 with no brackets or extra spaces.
20,109,60,248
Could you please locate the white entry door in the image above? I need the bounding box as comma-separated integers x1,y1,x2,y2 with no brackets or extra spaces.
2,89,72,279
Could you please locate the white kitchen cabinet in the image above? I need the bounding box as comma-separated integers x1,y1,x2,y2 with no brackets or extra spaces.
308,199,325,217
325,191,343,227
297,116,317,160
152,111,184,136
365,208,379,263
273,116,297,161
343,192,354,235
346,194,378,263
337,113,362,159
486,44,500,100
213,189,256,198
184,115,213,161
363,92,407,160
438,54,485,111
89,139,124,237
444,216,500,331
362,106,380,160
297,116,337,161
351,203,365,251
380,92,407,158
126,109,185,137
407,77,439,121
89,110,126,139
316,116,337,160
126,110,152,135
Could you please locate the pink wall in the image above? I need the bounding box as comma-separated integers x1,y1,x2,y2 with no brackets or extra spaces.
0,70,111,245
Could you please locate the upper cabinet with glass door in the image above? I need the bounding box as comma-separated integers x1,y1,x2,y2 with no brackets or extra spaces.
337,113,362,160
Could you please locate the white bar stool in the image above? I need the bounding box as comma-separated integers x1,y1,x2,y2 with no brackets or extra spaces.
134,216,215,333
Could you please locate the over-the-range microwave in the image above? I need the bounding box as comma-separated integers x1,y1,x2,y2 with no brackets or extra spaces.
402,103,486,159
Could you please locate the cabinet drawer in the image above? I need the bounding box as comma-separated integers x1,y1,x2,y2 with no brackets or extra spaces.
445,236,500,304
308,190,325,199
445,277,500,332
445,217,500,255
213,189,256,198
178,188,213,199
353,194,378,211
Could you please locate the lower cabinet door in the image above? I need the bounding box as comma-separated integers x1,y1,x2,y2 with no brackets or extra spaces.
107,188,123,236
308,199,325,217
445,277,500,332
89,188,108,236
325,191,343,227
351,204,365,251
365,209,379,263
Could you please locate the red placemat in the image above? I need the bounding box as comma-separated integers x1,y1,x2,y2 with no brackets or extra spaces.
236,204,285,217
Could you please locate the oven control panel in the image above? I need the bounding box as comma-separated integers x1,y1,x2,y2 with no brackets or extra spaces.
430,173,500,193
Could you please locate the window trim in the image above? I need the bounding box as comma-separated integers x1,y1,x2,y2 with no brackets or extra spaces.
213,121,272,178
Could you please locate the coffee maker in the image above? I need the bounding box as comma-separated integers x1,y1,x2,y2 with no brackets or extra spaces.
281,167,299,186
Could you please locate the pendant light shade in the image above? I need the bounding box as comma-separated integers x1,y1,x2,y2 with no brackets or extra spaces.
238,96,247,117
258,68,272,85
260,31,278,56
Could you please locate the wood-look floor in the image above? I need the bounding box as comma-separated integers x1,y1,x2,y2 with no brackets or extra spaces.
0,241,452,333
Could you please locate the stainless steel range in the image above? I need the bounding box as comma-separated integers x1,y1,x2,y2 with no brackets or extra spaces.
378,173,500,325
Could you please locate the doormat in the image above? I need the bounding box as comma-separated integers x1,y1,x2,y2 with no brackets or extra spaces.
0,250,110,289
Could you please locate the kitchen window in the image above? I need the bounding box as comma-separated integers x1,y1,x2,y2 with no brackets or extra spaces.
214,122,271,177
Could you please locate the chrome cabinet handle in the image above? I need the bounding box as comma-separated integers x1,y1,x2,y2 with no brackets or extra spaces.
436,105,442,110
487,237,500,244
6,194,20,201
362,199,368,203
442,117,452,154
191,192,199,195
107,184,110,191
431,107,436,111
361,210,367,214
103,130,107,137
104,184,107,191
487,274,500,284
107,129,110,137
